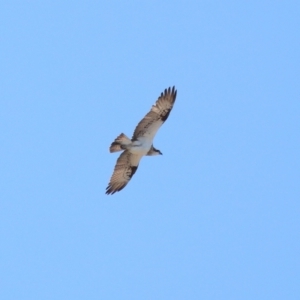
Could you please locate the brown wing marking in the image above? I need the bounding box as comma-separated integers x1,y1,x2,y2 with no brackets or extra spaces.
106,151,142,195
132,86,177,140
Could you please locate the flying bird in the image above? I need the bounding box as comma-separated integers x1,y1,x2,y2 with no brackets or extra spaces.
106,86,177,195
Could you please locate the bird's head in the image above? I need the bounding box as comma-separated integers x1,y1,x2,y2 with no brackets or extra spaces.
146,145,163,156
152,146,163,156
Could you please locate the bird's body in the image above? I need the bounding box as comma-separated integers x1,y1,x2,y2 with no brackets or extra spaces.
128,137,153,155
106,86,177,195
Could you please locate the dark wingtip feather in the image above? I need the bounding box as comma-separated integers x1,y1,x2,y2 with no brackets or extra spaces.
105,185,125,195
163,86,177,99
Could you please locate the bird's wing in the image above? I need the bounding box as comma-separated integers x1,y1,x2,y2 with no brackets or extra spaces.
106,151,143,195
132,86,177,141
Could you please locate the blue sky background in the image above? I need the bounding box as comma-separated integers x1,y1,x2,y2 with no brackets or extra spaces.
1,1,299,299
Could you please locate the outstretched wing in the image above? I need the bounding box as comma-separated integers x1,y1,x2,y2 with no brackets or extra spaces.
132,86,177,140
106,151,143,195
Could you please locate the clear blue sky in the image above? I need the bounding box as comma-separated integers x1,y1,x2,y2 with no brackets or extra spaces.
1,1,299,299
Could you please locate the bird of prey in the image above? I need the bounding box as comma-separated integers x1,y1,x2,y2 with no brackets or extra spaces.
106,86,177,195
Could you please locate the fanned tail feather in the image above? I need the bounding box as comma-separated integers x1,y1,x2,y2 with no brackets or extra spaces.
109,133,131,153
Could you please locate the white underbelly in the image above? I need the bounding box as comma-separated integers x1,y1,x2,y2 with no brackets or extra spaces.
129,138,152,155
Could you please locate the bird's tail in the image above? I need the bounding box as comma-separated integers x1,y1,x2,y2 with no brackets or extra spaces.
109,133,132,153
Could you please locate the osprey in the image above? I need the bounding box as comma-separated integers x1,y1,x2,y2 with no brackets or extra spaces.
106,86,177,195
